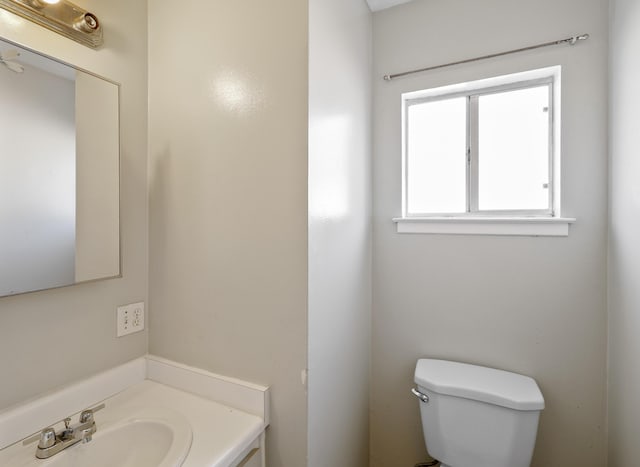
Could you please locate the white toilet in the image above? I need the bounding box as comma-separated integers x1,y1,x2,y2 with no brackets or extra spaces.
413,359,544,467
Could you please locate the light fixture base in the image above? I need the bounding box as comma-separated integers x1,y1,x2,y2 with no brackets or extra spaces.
0,0,103,49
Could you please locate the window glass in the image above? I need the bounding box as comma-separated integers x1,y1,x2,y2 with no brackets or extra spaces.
478,85,550,211
407,97,467,214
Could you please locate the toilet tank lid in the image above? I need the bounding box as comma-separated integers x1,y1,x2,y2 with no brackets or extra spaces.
414,359,545,411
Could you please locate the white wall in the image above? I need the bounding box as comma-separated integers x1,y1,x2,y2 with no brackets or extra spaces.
608,0,640,465
0,0,148,409
371,1,608,466
0,64,75,295
308,0,371,466
147,2,308,466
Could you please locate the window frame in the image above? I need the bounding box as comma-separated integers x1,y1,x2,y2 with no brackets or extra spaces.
401,67,561,220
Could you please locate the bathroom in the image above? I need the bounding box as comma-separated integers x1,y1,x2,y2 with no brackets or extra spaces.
0,0,637,465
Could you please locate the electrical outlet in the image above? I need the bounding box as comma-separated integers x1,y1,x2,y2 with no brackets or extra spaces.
116,302,145,337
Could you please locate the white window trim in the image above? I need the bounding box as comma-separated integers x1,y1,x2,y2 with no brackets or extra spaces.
397,66,572,236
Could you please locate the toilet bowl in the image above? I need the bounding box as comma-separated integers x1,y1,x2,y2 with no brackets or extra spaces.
413,359,544,467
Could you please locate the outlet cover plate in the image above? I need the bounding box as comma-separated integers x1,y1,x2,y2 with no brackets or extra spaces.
116,302,145,337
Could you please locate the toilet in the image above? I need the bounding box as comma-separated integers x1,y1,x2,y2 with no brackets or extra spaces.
413,359,544,467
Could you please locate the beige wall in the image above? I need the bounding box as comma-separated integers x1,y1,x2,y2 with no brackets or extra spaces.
608,0,640,465
147,2,309,466
0,0,148,409
308,0,372,466
371,1,608,466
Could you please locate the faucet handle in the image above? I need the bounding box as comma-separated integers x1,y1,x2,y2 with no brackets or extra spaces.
79,403,105,423
37,428,56,449
22,427,56,448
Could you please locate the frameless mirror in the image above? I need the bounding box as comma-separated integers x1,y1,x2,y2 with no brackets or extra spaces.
0,37,120,297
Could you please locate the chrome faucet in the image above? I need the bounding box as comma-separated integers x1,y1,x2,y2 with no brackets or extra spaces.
23,403,105,459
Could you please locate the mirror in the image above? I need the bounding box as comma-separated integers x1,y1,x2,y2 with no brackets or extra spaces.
0,37,120,297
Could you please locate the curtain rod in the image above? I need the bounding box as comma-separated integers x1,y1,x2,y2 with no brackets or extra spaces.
383,33,589,81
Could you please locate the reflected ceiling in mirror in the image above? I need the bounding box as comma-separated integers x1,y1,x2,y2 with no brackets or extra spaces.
0,37,120,297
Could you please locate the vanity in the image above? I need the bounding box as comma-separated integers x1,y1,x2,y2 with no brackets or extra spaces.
0,356,269,466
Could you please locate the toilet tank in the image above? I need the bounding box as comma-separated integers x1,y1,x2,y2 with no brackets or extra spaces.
414,359,544,467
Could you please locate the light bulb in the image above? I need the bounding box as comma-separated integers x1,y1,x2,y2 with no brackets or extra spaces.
41,0,60,4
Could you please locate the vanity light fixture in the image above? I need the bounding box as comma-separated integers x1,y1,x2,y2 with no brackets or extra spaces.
0,0,102,48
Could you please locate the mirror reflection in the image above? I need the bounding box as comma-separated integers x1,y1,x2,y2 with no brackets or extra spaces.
0,37,120,297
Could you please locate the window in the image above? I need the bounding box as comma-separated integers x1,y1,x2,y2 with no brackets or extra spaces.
396,67,574,236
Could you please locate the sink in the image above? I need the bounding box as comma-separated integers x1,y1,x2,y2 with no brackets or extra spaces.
8,408,192,467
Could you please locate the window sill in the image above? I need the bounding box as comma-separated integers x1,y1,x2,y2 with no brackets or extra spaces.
392,217,576,237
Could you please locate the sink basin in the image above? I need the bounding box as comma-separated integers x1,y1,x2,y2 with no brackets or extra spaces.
9,408,192,467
